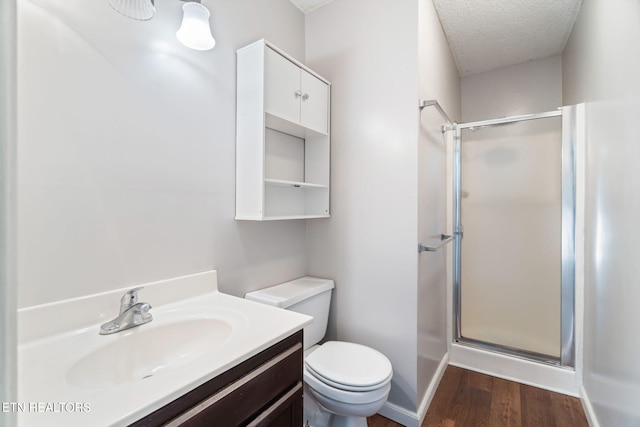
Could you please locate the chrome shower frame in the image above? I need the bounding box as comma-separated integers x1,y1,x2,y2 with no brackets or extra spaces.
453,106,577,368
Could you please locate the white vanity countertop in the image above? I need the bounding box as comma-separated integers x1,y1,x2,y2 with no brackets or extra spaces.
17,271,311,427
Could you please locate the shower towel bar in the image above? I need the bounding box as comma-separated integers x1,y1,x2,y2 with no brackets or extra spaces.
419,99,455,131
418,234,454,253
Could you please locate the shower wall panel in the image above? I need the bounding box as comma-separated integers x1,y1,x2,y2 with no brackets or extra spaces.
564,0,640,424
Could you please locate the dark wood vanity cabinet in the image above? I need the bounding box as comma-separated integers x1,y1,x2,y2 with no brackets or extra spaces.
130,330,303,427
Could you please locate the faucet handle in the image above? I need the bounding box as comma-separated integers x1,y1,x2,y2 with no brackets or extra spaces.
120,287,144,312
137,302,151,313
134,302,153,323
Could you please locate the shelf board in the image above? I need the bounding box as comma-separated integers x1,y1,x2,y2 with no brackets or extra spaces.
265,112,328,139
262,214,330,221
264,179,328,189
235,214,330,221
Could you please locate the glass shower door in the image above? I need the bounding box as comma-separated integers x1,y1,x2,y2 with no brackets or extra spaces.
455,112,571,362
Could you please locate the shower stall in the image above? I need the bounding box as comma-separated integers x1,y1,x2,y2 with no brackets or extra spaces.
453,106,579,369
420,101,582,386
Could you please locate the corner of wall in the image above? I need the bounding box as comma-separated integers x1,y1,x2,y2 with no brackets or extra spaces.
580,384,600,427
1,0,18,423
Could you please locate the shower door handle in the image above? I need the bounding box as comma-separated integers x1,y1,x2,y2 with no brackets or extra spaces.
418,234,454,253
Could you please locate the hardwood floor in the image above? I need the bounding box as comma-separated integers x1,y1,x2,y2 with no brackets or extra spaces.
367,366,588,427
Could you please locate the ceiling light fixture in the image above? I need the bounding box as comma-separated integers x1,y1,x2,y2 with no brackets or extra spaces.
108,0,215,51
176,1,216,51
108,0,156,21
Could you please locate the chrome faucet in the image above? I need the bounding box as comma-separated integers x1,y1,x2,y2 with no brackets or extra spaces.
100,287,153,335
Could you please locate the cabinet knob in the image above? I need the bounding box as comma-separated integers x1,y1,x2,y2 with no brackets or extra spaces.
295,90,302,98
302,93,310,101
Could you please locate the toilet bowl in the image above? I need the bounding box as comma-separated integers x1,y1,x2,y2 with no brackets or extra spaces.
245,277,393,427
303,341,392,427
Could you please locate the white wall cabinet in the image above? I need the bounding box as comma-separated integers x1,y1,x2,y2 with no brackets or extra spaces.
265,47,329,135
236,39,331,220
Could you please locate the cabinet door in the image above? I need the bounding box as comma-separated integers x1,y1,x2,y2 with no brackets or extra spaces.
300,70,329,134
265,47,301,125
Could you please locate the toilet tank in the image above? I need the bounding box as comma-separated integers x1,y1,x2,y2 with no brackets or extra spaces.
245,276,334,350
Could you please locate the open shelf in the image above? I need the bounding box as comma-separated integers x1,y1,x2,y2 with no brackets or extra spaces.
265,112,328,139
235,214,331,221
264,179,328,189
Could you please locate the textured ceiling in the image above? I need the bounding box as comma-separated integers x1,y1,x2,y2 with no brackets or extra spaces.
289,0,335,13
290,0,583,77
433,0,583,76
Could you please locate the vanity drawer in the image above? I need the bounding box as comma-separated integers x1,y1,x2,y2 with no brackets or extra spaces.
130,330,303,427
166,342,302,426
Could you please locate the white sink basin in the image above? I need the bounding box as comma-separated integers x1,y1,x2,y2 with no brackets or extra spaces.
18,272,312,427
67,317,234,387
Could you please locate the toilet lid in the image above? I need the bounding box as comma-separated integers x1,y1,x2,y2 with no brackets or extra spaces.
305,341,393,391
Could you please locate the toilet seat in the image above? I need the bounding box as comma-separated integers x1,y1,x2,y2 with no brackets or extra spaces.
304,341,393,392
304,366,392,405
306,364,393,392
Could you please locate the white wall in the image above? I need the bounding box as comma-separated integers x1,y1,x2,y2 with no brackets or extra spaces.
563,0,640,425
305,0,460,421
1,0,18,424
304,0,419,413
17,0,309,308
462,55,563,121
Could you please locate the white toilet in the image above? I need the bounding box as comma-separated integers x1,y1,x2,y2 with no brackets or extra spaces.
245,277,393,427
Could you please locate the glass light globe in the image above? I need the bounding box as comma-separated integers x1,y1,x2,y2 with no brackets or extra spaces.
108,0,156,21
176,2,216,51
